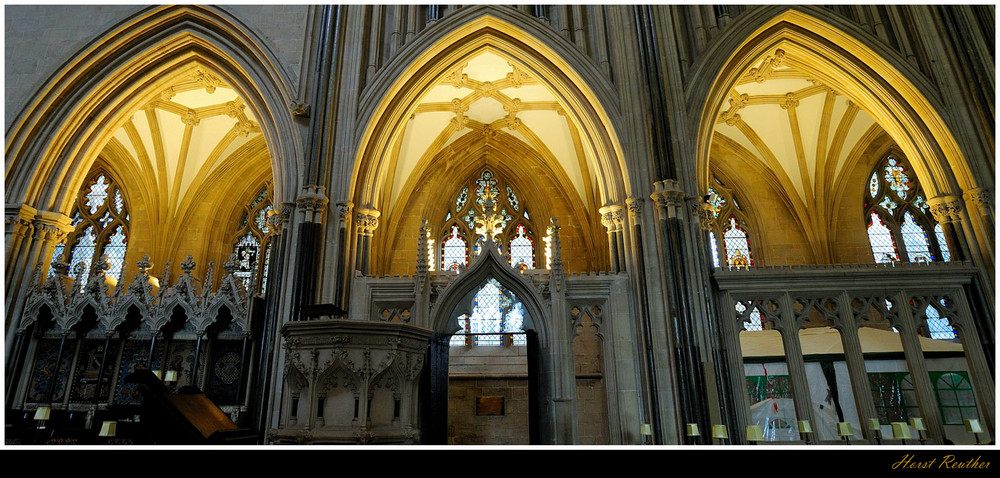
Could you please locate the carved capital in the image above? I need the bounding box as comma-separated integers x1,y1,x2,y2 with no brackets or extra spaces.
927,195,963,224
356,208,381,236
266,203,295,235
6,204,37,238
296,186,329,224
31,210,74,243
696,203,718,231
623,197,644,226
599,204,624,231
650,180,686,220
963,188,992,217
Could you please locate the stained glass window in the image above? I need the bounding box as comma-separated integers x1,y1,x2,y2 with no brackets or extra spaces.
441,169,541,272
49,170,131,288
924,304,957,340
724,216,752,268
229,185,273,296
705,181,754,269
509,224,534,272
449,278,526,347
935,224,951,262
442,224,468,271
709,231,720,269
901,211,933,262
864,152,949,264
867,212,899,263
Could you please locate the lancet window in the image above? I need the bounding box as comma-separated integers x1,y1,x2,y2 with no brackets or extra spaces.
864,152,949,264
435,169,538,273
705,180,755,269
49,169,131,288
230,185,273,295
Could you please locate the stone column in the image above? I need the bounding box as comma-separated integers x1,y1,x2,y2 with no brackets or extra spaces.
927,195,967,261
649,179,711,444
354,208,380,276
5,210,73,354
599,204,626,272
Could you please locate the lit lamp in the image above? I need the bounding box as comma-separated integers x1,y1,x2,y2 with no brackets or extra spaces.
964,418,983,445
909,418,927,445
164,370,178,383
798,420,813,445
868,418,883,445
686,423,701,445
33,406,51,429
892,422,912,445
746,425,764,445
712,424,729,445
152,369,162,379
640,423,652,445
98,421,117,441
837,422,854,445
33,406,51,444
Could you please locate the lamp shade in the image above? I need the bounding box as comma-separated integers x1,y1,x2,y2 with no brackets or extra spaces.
640,424,652,436
909,417,926,431
164,370,178,382
746,425,764,442
837,422,854,437
964,419,983,434
33,406,51,421
891,422,912,440
152,369,162,379
868,418,882,431
686,423,701,437
797,420,813,433
712,424,728,439
98,421,117,437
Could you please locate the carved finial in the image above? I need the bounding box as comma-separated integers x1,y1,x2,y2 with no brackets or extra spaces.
180,255,196,275
137,254,152,275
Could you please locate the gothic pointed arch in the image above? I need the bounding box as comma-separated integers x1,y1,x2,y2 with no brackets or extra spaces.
5,5,301,216
348,14,632,275
694,8,982,268
428,237,550,345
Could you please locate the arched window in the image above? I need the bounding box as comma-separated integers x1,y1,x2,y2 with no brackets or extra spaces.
508,224,534,272
450,278,527,346
49,170,130,288
230,185,273,295
441,224,468,271
864,152,949,264
705,180,755,269
434,169,539,272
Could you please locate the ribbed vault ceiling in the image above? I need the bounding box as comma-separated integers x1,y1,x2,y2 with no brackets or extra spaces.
389,49,592,213
713,48,878,211
105,66,264,218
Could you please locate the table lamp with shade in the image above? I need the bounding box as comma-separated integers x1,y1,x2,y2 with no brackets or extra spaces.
686,423,700,445
868,418,883,445
640,423,652,445
798,420,813,445
964,418,983,445
891,422,912,445
746,425,764,445
837,422,854,445
712,424,728,445
909,418,926,445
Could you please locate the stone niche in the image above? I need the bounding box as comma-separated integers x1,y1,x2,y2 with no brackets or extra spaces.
270,319,432,444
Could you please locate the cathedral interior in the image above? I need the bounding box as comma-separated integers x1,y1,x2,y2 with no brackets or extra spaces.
3,5,995,447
